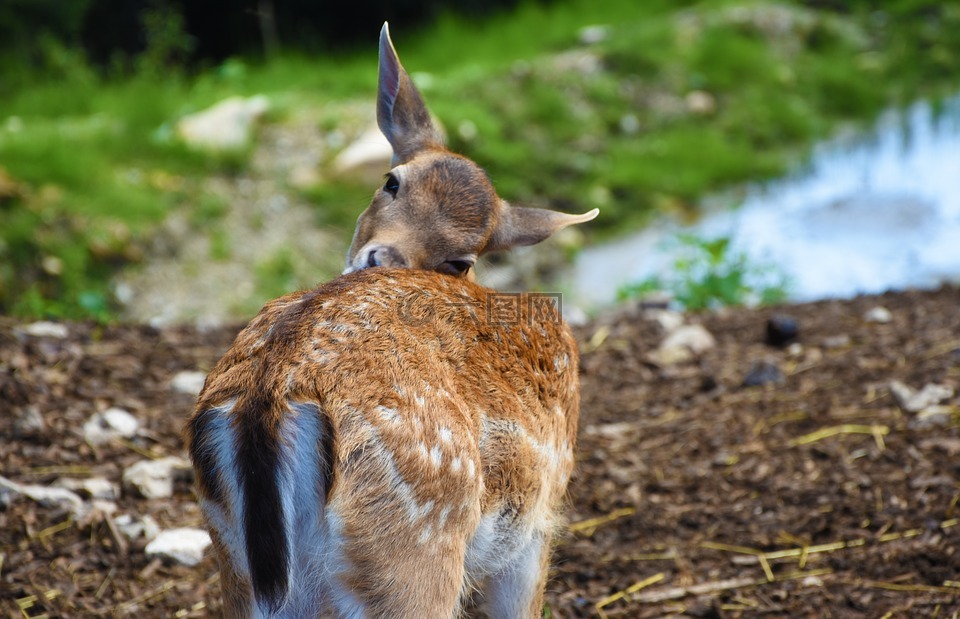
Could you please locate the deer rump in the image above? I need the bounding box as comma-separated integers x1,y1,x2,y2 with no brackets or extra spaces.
187,269,579,617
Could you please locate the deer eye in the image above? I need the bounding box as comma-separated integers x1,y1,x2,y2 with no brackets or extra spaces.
438,260,473,277
383,173,400,197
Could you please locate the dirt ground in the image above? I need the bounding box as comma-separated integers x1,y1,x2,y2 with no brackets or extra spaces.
2,286,959,618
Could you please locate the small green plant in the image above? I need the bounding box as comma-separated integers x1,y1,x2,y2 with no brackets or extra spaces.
617,234,789,310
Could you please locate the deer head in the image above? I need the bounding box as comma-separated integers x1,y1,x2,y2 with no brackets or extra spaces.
344,23,598,279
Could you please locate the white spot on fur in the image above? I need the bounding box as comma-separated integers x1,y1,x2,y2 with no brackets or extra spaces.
430,445,443,468
451,456,462,473
438,427,453,444
467,459,476,479
376,405,399,424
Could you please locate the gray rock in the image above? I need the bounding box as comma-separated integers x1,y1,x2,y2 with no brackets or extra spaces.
55,477,119,501
83,407,140,446
176,95,269,152
864,306,893,324
651,324,716,365
144,527,212,567
579,24,611,45
0,475,86,517
909,405,956,430
122,456,193,499
889,380,954,413
171,370,207,396
116,513,162,541
19,321,69,338
13,406,45,437
743,360,785,387
331,125,393,183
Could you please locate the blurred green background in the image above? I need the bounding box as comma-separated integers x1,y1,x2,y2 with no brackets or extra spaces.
1,0,959,321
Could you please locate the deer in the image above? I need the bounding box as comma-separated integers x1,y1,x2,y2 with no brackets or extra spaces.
186,23,597,618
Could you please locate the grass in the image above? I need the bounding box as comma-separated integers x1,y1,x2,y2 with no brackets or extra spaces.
2,0,960,319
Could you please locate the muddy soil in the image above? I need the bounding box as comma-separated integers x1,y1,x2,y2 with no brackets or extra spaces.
2,286,959,618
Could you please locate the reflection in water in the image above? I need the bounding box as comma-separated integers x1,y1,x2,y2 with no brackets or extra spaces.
573,94,960,308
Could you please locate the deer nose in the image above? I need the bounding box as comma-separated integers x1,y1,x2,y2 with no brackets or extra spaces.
365,245,408,269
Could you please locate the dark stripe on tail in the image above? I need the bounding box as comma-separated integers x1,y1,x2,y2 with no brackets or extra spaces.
186,407,226,506
236,392,288,612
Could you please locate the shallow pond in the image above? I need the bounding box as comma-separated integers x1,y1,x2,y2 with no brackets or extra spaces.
572,94,960,309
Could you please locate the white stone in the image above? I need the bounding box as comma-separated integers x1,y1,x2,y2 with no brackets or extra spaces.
0,475,86,517
579,24,611,45
889,380,954,414
83,407,140,446
864,306,893,323
176,95,269,152
171,370,207,396
145,527,212,567
116,513,162,541
122,456,192,499
652,324,716,365
647,309,685,333
331,125,393,181
55,477,119,501
20,321,69,338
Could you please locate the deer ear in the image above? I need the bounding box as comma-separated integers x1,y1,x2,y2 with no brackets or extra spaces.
378,22,443,165
487,202,599,252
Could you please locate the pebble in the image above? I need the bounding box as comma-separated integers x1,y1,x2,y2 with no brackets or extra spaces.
0,475,86,517
55,477,119,501
171,371,207,396
765,314,799,347
909,406,956,429
83,407,140,446
122,456,193,499
145,528,212,567
19,321,69,339
116,513,162,541
650,324,716,365
13,406,45,437
888,380,954,413
864,306,893,324
176,95,269,152
743,360,785,387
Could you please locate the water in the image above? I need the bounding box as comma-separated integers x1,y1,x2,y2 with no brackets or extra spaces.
572,95,960,309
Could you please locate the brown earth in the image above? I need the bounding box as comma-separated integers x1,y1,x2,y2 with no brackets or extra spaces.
2,286,959,618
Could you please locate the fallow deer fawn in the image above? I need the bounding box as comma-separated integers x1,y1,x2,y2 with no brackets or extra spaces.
187,23,597,618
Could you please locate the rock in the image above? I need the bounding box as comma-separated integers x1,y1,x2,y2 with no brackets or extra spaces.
83,407,140,446
909,406,956,430
55,477,120,501
889,380,954,413
13,406,45,438
821,334,851,349
145,528,212,567
331,125,393,182
685,90,716,115
766,314,799,347
647,309,684,334
0,475,86,517
116,513,162,541
579,24,611,45
742,360,785,387
864,306,893,324
651,324,716,365
122,456,193,499
176,95,269,152
19,321,69,339
171,370,207,396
